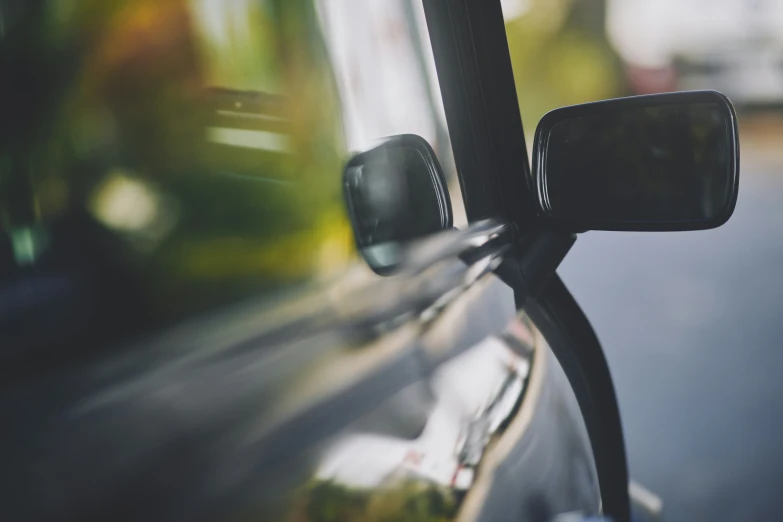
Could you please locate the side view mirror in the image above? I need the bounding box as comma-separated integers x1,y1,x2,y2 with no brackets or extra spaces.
343,134,452,274
532,90,739,232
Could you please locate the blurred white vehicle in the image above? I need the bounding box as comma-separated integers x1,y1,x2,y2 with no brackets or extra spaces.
608,0,783,106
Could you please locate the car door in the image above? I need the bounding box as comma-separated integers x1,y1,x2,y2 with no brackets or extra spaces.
1,1,617,521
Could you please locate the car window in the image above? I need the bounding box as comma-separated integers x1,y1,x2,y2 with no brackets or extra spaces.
0,0,460,352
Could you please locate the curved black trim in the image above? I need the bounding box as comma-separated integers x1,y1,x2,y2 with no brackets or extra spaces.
422,2,631,519
532,90,740,232
525,274,631,522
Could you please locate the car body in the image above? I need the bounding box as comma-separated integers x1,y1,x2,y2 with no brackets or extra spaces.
3,223,603,521
1,1,706,521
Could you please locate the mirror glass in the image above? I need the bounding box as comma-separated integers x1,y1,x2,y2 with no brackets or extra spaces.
344,135,452,274
536,93,738,230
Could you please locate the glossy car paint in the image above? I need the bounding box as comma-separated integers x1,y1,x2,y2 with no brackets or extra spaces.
2,221,600,521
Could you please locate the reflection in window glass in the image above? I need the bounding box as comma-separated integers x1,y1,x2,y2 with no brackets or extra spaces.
318,0,466,226
0,0,461,350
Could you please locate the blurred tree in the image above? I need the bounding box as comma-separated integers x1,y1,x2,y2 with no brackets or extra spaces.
503,0,623,132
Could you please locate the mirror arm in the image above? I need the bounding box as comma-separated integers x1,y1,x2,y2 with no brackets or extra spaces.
495,226,576,306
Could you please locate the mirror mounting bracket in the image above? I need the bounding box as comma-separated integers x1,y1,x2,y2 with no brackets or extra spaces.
496,225,576,306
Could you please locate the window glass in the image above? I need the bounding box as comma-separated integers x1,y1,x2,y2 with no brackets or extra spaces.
0,0,460,349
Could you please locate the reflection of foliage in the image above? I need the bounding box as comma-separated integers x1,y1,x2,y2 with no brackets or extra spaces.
289,480,457,522
296,482,367,522
2,0,355,325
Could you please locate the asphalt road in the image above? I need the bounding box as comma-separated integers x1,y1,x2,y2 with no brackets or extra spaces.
558,120,783,522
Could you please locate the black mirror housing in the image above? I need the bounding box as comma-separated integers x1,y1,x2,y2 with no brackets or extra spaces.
343,134,452,274
532,90,740,232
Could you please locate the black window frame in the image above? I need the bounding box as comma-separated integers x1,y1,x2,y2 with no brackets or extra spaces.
421,2,632,520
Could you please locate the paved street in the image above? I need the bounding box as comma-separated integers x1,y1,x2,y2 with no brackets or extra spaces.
559,119,783,521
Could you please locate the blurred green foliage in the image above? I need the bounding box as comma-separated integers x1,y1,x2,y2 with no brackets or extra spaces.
504,0,623,133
